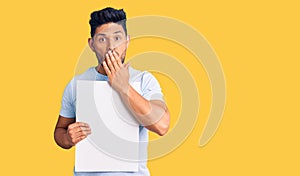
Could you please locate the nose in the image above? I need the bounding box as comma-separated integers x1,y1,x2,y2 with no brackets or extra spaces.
107,40,115,51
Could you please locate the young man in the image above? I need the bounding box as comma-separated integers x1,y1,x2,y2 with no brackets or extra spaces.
54,7,170,175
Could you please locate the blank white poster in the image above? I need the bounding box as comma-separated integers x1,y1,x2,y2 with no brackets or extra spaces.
75,80,139,172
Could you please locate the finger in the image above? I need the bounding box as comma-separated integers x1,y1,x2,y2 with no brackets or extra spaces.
106,53,115,72
113,48,120,56
78,129,92,137
68,122,78,129
68,122,89,129
79,127,92,135
73,135,88,145
78,122,90,128
83,129,92,135
113,50,123,68
69,129,91,140
69,125,91,134
109,51,120,71
83,130,92,136
103,61,112,77
68,122,81,129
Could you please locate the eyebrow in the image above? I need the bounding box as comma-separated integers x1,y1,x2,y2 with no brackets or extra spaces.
96,31,123,37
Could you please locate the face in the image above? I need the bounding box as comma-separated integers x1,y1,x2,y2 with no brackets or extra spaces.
88,22,129,65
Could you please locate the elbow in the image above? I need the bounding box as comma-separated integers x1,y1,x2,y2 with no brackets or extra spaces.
54,135,73,150
145,107,170,136
156,111,170,136
54,129,73,150
59,144,72,150
157,124,169,136
146,122,169,136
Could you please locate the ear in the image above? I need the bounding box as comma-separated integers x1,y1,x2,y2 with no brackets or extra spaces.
126,35,130,48
88,38,95,52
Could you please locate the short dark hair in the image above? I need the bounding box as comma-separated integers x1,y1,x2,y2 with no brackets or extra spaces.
89,7,127,37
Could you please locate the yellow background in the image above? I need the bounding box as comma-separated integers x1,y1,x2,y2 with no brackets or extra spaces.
1,0,299,175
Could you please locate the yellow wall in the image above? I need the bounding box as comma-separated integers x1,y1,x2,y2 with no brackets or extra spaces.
1,0,299,175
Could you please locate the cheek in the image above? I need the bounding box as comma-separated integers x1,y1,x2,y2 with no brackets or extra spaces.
94,46,107,55
94,42,107,50
121,49,127,60
114,44,127,56
93,47,107,62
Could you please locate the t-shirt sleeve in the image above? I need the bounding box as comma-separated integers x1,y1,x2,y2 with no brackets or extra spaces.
141,72,164,102
59,80,76,118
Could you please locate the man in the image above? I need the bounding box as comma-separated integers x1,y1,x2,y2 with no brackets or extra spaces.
54,7,170,175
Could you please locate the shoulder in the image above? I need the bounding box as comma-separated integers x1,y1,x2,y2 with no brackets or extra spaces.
128,66,162,94
70,67,96,83
129,66,157,83
75,67,96,80
128,66,142,80
64,67,96,93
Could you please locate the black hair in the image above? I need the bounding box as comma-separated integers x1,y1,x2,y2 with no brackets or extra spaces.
89,7,127,37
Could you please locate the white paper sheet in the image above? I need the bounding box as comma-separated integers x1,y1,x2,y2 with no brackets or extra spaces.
75,80,140,172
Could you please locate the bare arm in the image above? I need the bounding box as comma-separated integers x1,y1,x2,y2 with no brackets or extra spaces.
120,86,170,136
54,115,91,149
103,50,170,136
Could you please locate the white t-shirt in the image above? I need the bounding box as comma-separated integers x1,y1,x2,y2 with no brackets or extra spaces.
60,66,164,176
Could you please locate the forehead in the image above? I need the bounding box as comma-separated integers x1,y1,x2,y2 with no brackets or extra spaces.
94,22,125,36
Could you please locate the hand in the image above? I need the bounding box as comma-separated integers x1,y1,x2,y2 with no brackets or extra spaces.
66,122,91,146
103,50,130,94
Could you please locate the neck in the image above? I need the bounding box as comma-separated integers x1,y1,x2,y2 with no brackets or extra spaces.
95,64,107,75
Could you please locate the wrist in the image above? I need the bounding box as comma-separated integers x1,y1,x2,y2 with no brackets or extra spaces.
119,84,131,96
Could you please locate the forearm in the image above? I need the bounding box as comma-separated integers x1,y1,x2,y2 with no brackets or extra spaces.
120,86,170,135
54,127,73,149
102,50,170,135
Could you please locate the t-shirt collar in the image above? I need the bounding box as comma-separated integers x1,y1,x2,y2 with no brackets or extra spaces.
93,67,109,81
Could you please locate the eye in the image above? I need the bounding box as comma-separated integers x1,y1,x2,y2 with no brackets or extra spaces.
99,37,106,43
115,36,121,41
